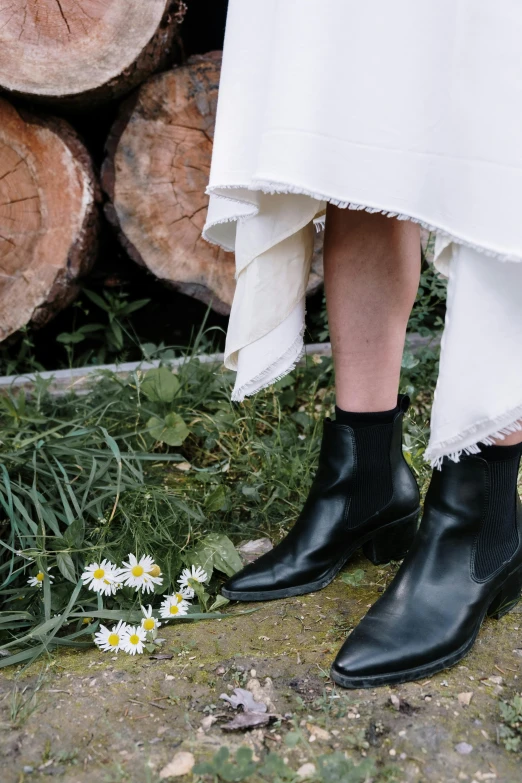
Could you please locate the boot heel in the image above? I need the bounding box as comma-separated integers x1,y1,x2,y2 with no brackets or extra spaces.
487,568,522,620
363,511,419,566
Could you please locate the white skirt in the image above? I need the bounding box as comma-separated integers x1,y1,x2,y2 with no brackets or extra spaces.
202,0,522,466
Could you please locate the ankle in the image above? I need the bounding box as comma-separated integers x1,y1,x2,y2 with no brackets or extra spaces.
335,403,400,429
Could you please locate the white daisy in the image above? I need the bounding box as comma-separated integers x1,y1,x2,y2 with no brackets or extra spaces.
120,625,146,655
118,554,163,593
94,619,128,653
171,587,194,602
81,559,121,596
27,570,54,588
140,604,161,632
159,595,190,620
177,565,208,592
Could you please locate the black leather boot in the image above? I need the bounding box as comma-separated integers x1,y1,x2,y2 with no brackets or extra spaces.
331,445,522,688
222,394,420,601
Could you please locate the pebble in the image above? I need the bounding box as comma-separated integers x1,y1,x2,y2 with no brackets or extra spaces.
455,742,473,755
23,767,33,774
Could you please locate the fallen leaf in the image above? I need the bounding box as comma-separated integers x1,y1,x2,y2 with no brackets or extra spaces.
221,711,275,731
159,751,195,779
220,687,267,713
306,723,331,741
458,692,474,707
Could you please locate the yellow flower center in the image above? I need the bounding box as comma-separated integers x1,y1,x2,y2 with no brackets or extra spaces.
174,593,183,602
148,564,161,578
169,605,179,615
143,618,155,631
93,568,105,579
36,572,45,581
108,633,120,647
129,634,140,645
131,565,144,577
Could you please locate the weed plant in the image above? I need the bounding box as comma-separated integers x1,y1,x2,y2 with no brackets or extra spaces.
0,339,435,667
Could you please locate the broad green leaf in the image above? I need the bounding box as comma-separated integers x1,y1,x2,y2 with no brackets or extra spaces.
141,367,180,403
209,594,229,612
342,568,365,587
56,552,76,583
204,485,228,512
185,533,243,579
63,518,85,548
147,413,189,447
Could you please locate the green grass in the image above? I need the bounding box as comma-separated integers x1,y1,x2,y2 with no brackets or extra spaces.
0,339,437,667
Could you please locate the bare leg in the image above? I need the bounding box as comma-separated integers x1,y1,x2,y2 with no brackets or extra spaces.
323,206,421,412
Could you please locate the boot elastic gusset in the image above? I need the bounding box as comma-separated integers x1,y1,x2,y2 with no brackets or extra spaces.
331,454,522,688
222,395,420,602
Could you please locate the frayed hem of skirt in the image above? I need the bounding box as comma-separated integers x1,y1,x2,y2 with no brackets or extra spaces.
229,322,306,403
204,179,522,264
425,404,522,469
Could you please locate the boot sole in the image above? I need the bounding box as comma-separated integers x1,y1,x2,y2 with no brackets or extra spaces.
330,563,522,689
221,509,420,602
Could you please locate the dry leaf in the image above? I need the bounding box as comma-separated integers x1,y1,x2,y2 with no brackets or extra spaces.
220,687,267,713
159,751,195,778
221,711,275,731
175,462,191,472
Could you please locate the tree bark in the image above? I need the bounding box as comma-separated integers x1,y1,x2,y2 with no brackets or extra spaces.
102,51,325,315
0,0,184,108
0,97,99,342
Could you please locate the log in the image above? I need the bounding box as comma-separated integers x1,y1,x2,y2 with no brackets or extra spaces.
0,97,99,342
0,0,184,107
102,52,324,316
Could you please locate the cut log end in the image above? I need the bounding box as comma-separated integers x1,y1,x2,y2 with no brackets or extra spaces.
0,98,99,342
0,0,182,106
102,51,236,315
102,51,324,316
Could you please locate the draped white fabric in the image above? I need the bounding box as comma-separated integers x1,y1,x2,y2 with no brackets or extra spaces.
202,0,522,465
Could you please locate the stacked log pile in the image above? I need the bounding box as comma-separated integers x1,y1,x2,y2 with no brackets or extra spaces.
0,0,324,342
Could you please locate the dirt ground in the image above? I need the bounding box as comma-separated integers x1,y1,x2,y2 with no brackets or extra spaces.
1,554,521,783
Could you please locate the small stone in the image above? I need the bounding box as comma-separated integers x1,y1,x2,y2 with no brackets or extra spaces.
23,767,34,774
174,462,191,472
306,723,331,741
159,751,195,779
215,666,226,675
250,669,257,678
165,674,175,681
513,649,522,658
455,742,473,755
389,749,396,757
296,763,316,779
399,753,407,761
458,692,474,707
488,675,503,686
